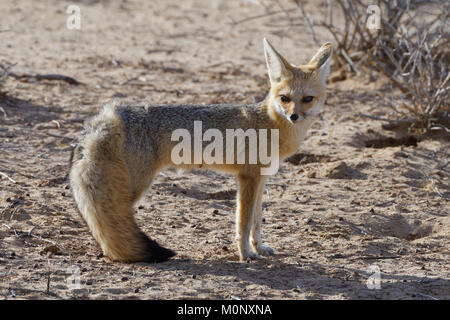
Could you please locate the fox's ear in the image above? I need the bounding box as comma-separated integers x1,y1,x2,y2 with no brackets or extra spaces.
309,42,333,84
263,38,291,83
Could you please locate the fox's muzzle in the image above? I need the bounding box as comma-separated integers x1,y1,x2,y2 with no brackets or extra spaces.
290,112,307,122
290,113,299,122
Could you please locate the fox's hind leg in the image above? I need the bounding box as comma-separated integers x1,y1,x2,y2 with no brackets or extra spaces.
70,143,175,263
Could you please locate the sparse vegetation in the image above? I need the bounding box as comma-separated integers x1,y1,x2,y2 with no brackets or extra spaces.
298,0,449,133
1,0,448,300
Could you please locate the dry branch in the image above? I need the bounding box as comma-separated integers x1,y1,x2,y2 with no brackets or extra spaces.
0,63,82,85
0,171,16,183
297,0,449,133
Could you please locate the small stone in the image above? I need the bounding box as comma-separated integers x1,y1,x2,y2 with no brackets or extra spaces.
304,217,313,224
307,171,316,178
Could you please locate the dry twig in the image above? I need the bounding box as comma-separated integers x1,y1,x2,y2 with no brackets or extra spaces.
0,171,16,183
0,63,81,85
298,0,449,133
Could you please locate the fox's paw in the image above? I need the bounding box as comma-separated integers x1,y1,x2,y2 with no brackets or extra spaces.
256,245,275,256
240,251,263,261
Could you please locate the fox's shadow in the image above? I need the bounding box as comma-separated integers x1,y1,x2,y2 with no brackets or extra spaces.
147,256,449,299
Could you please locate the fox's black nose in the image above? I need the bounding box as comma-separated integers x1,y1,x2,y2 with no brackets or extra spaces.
290,113,299,122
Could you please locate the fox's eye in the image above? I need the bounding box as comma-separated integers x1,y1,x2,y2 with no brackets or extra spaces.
280,95,291,103
302,96,314,103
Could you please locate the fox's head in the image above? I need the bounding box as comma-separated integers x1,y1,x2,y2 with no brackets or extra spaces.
263,38,332,124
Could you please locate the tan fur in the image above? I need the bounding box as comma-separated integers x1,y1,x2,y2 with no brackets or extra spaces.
69,40,332,262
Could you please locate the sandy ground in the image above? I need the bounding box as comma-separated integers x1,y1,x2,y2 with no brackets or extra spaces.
0,0,448,300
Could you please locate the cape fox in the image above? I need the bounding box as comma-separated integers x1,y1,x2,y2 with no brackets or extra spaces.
69,39,332,263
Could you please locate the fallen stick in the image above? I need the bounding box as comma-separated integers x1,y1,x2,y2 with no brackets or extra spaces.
0,171,16,183
358,255,401,260
21,73,81,85
0,106,7,118
355,113,415,124
0,64,81,85
418,292,438,300
229,8,297,26
429,177,444,198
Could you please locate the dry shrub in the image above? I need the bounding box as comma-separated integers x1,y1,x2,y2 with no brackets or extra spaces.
297,0,449,133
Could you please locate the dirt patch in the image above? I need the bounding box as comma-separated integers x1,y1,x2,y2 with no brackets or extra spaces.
317,161,368,180
286,153,336,165
362,213,435,241
0,0,448,300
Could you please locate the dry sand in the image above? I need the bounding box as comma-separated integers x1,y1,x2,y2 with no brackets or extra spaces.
0,0,448,299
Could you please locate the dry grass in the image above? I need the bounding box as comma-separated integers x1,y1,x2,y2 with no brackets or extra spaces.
297,0,449,133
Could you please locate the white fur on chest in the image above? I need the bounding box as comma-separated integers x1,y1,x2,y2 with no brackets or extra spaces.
284,117,315,155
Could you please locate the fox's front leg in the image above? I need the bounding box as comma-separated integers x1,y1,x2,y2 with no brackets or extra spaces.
250,179,275,256
236,174,265,261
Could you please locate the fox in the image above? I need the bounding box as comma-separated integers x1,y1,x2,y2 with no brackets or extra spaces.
69,38,332,263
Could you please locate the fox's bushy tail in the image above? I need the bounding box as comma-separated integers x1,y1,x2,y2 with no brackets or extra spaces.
69,119,175,263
